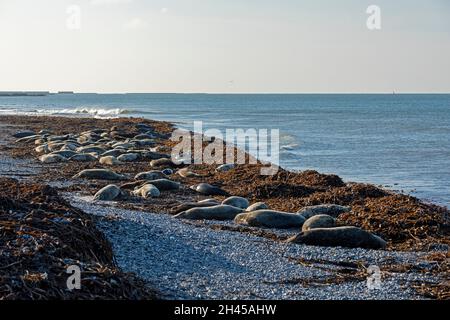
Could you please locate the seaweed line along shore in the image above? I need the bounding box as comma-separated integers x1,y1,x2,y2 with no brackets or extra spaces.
0,115,448,300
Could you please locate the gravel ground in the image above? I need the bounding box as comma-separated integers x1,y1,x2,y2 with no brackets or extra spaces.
67,194,440,300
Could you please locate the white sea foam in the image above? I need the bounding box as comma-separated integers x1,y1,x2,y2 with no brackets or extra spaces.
0,107,140,118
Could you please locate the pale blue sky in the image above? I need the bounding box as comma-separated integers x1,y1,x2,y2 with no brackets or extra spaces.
0,0,449,93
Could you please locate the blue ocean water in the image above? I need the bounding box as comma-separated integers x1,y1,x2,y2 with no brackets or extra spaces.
1,93,449,207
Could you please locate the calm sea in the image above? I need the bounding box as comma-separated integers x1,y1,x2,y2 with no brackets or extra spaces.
1,93,449,207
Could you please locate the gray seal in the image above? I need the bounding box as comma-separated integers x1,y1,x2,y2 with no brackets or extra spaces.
246,202,269,212
134,170,166,181
171,199,220,214
144,178,180,191
99,156,122,165
39,154,67,163
132,184,160,198
117,153,139,162
69,153,98,162
288,226,387,250
190,183,228,196
297,204,350,219
174,205,243,221
150,158,177,168
93,184,123,201
73,169,126,180
302,214,336,231
221,196,249,209
234,210,306,229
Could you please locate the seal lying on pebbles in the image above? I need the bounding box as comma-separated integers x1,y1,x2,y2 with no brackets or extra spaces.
101,149,126,158
222,196,249,209
117,153,139,162
13,130,35,138
49,150,78,158
35,145,50,154
150,158,177,168
76,146,106,154
93,184,123,201
190,183,228,196
144,179,180,191
171,199,220,214
288,226,387,250
298,204,350,219
69,153,98,162
99,156,122,165
177,167,201,178
234,210,306,229
73,169,126,181
132,184,160,198
246,202,269,212
134,170,166,181
39,154,67,163
302,214,336,231
216,164,235,172
174,205,243,220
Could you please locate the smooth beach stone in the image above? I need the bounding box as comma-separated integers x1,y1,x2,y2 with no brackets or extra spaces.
134,171,166,181
302,214,336,232
174,205,244,221
177,167,201,178
93,184,122,201
246,202,269,212
69,153,98,162
73,169,126,180
117,153,139,162
101,149,127,157
99,156,122,165
13,130,35,138
39,154,67,164
190,183,228,196
171,199,220,214
216,164,235,172
132,184,160,199
145,179,180,191
288,226,387,250
49,150,78,158
297,204,350,219
150,158,176,168
222,196,249,209
234,210,306,229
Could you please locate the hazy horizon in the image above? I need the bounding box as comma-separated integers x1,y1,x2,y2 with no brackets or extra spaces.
1,0,449,93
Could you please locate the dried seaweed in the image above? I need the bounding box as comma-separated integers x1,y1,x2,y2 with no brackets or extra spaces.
0,178,157,300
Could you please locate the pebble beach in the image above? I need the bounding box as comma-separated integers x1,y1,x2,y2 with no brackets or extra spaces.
0,115,448,300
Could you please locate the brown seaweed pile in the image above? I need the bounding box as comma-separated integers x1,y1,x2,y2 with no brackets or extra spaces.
1,115,448,252
0,177,157,300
